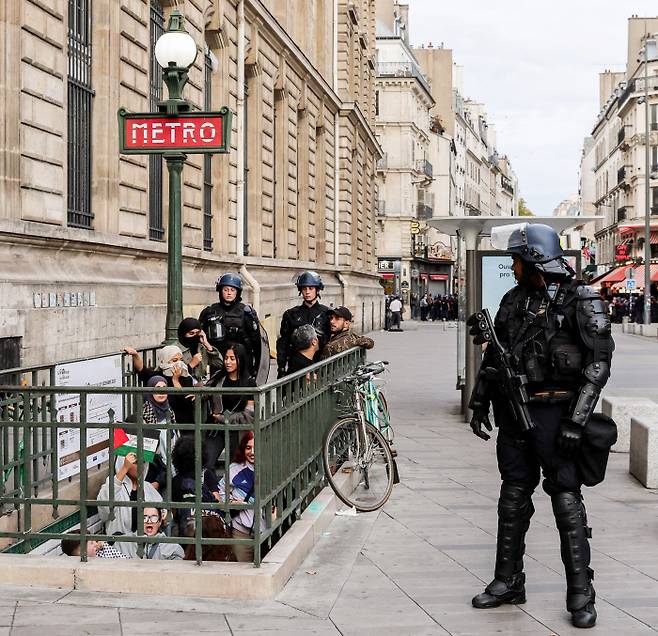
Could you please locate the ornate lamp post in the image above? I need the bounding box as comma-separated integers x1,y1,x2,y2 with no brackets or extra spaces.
118,12,230,343
154,11,197,343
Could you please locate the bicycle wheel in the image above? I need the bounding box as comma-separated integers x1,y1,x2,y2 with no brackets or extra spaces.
322,417,395,512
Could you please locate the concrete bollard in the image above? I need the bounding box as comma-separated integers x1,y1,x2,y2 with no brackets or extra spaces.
629,415,658,488
639,324,658,338
601,396,658,453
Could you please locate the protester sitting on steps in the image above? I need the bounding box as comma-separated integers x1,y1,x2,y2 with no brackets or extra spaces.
115,507,184,560
176,317,223,381
60,538,129,559
217,431,257,562
204,343,256,470
171,435,220,537
183,513,236,562
122,344,197,429
140,376,179,495
97,452,162,536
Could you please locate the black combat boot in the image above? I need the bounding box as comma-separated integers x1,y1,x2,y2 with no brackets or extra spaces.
472,481,534,609
552,491,597,629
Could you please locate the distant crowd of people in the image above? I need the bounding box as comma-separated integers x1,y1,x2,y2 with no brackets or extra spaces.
60,271,375,563
606,295,658,323
418,293,458,322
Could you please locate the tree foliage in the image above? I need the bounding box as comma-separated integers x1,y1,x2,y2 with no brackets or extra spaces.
518,197,534,217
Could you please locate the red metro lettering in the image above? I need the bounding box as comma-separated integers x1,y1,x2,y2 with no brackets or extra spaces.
124,116,223,150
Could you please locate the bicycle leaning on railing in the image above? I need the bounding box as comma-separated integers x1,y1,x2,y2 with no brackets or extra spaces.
322,361,397,512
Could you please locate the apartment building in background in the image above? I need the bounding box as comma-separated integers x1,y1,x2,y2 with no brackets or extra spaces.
374,1,519,304
580,16,658,275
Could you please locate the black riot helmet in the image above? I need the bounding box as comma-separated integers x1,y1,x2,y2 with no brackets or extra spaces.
491,222,573,277
215,272,243,292
295,271,324,291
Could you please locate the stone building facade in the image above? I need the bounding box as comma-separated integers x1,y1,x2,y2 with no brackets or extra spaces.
580,17,658,273
374,2,519,303
0,0,383,368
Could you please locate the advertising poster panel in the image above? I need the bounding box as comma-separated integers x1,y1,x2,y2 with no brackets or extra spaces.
55,355,124,481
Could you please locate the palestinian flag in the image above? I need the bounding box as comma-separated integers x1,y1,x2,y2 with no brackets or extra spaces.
113,425,161,462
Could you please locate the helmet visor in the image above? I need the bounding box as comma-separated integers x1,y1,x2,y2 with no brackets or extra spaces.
490,223,529,252
535,258,569,276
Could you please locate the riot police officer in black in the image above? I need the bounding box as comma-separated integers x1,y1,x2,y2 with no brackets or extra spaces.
468,223,614,629
276,271,331,378
199,272,262,378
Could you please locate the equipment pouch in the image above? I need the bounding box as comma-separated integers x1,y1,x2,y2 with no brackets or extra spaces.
523,341,546,383
578,413,617,487
552,343,582,380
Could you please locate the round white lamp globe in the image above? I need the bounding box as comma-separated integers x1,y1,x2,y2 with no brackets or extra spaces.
155,30,197,69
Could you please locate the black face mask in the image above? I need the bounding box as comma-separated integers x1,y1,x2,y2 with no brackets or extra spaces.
180,334,201,355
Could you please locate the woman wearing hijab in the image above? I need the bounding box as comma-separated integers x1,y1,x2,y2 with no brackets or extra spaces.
142,376,180,493
204,342,256,469
122,344,197,427
176,317,222,381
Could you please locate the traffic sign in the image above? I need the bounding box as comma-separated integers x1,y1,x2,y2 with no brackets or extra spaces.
118,107,232,155
626,279,636,289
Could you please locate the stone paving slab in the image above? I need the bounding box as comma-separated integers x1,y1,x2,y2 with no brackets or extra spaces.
0,325,657,635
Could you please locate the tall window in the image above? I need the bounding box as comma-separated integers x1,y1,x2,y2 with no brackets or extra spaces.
67,0,93,228
148,0,164,241
203,49,213,251
652,186,658,215
652,145,658,172
651,104,658,132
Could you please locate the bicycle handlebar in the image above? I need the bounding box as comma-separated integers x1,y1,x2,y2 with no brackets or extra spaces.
339,360,389,384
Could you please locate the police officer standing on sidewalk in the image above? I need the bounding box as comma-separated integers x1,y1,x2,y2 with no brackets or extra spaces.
468,223,614,629
199,272,264,379
276,271,331,378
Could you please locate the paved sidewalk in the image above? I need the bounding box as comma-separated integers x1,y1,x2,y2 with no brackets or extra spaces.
1,324,657,635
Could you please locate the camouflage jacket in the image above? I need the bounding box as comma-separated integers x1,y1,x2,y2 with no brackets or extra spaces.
320,330,374,360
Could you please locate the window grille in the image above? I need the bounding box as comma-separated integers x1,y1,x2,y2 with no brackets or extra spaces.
148,0,165,241
67,0,94,229
203,50,213,251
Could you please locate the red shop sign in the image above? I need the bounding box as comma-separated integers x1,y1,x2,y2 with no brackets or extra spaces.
118,108,232,155
615,243,630,261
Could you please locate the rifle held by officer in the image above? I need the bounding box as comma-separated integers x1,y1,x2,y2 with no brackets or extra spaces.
466,309,535,432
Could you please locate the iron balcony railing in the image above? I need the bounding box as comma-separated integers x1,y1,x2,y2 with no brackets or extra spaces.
417,203,433,220
416,159,433,179
0,348,364,565
376,62,432,96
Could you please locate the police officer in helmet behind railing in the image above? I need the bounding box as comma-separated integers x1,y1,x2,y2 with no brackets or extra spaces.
276,271,331,378
199,272,264,380
468,223,614,629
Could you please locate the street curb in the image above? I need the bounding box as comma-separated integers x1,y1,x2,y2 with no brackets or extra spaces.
0,482,343,600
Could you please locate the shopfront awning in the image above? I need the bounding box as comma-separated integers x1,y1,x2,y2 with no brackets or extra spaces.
617,264,658,289
589,265,633,286
429,274,449,281
379,273,394,280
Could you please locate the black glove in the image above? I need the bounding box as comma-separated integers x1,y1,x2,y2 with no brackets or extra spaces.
558,418,582,455
277,366,286,379
470,410,493,441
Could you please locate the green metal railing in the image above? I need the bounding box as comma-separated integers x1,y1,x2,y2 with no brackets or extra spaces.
0,348,364,565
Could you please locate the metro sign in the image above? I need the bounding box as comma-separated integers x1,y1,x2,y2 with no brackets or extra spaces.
118,107,232,155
